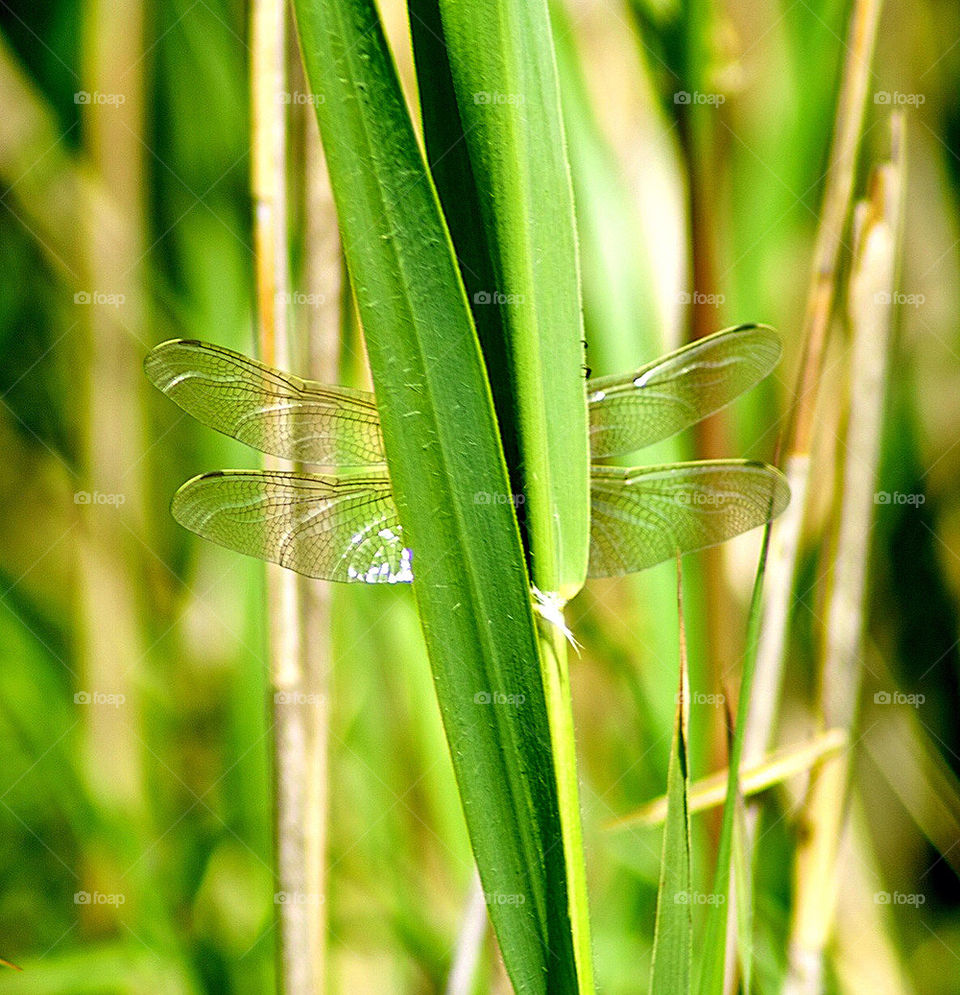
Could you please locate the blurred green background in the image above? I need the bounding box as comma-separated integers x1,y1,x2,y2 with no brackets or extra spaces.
0,0,958,991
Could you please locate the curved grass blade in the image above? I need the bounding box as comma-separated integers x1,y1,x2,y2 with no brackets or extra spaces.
587,324,782,460
588,461,790,578
144,338,384,466
170,470,409,584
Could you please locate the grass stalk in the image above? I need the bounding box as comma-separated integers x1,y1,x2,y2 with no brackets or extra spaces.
251,1,322,990
291,77,344,993
741,0,885,769
784,115,905,994
537,615,594,992
76,0,147,827
445,872,488,995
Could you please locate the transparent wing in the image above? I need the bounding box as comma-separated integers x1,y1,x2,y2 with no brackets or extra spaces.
171,469,412,584
145,339,385,466
588,460,789,577
587,324,781,458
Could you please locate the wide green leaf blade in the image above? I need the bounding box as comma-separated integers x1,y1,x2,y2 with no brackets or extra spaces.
291,1,579,990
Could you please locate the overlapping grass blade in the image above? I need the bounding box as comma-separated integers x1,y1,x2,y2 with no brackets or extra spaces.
415,0,590,600
291,0,580,989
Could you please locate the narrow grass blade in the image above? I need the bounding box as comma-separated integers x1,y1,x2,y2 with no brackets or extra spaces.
697,520,775,995
649,566,693,994
733,789,754,994
291,1,580,988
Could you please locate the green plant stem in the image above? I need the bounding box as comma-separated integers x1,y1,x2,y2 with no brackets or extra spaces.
537,616,593,993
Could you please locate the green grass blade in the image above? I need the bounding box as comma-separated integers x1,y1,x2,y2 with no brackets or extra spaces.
649,629,693,993
423,0,590,601
291,1,579,989
697,523,775,993
409,7,595,989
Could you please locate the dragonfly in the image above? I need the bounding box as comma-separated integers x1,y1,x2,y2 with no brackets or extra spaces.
144,323,789,586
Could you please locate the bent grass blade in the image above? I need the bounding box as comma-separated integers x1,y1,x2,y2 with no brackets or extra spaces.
146,324,789,584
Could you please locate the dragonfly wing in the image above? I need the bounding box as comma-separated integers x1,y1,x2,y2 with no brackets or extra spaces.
587,324,781,458
145,339,386,466
588,460,789,577
172,469,412,583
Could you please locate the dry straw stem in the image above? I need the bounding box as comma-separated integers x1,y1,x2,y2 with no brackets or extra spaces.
251,1,324,990
76,0,148,817
445,873,489,995
295,81,343,994
606,727,847,829
742,0,885,770
784,114,906,995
